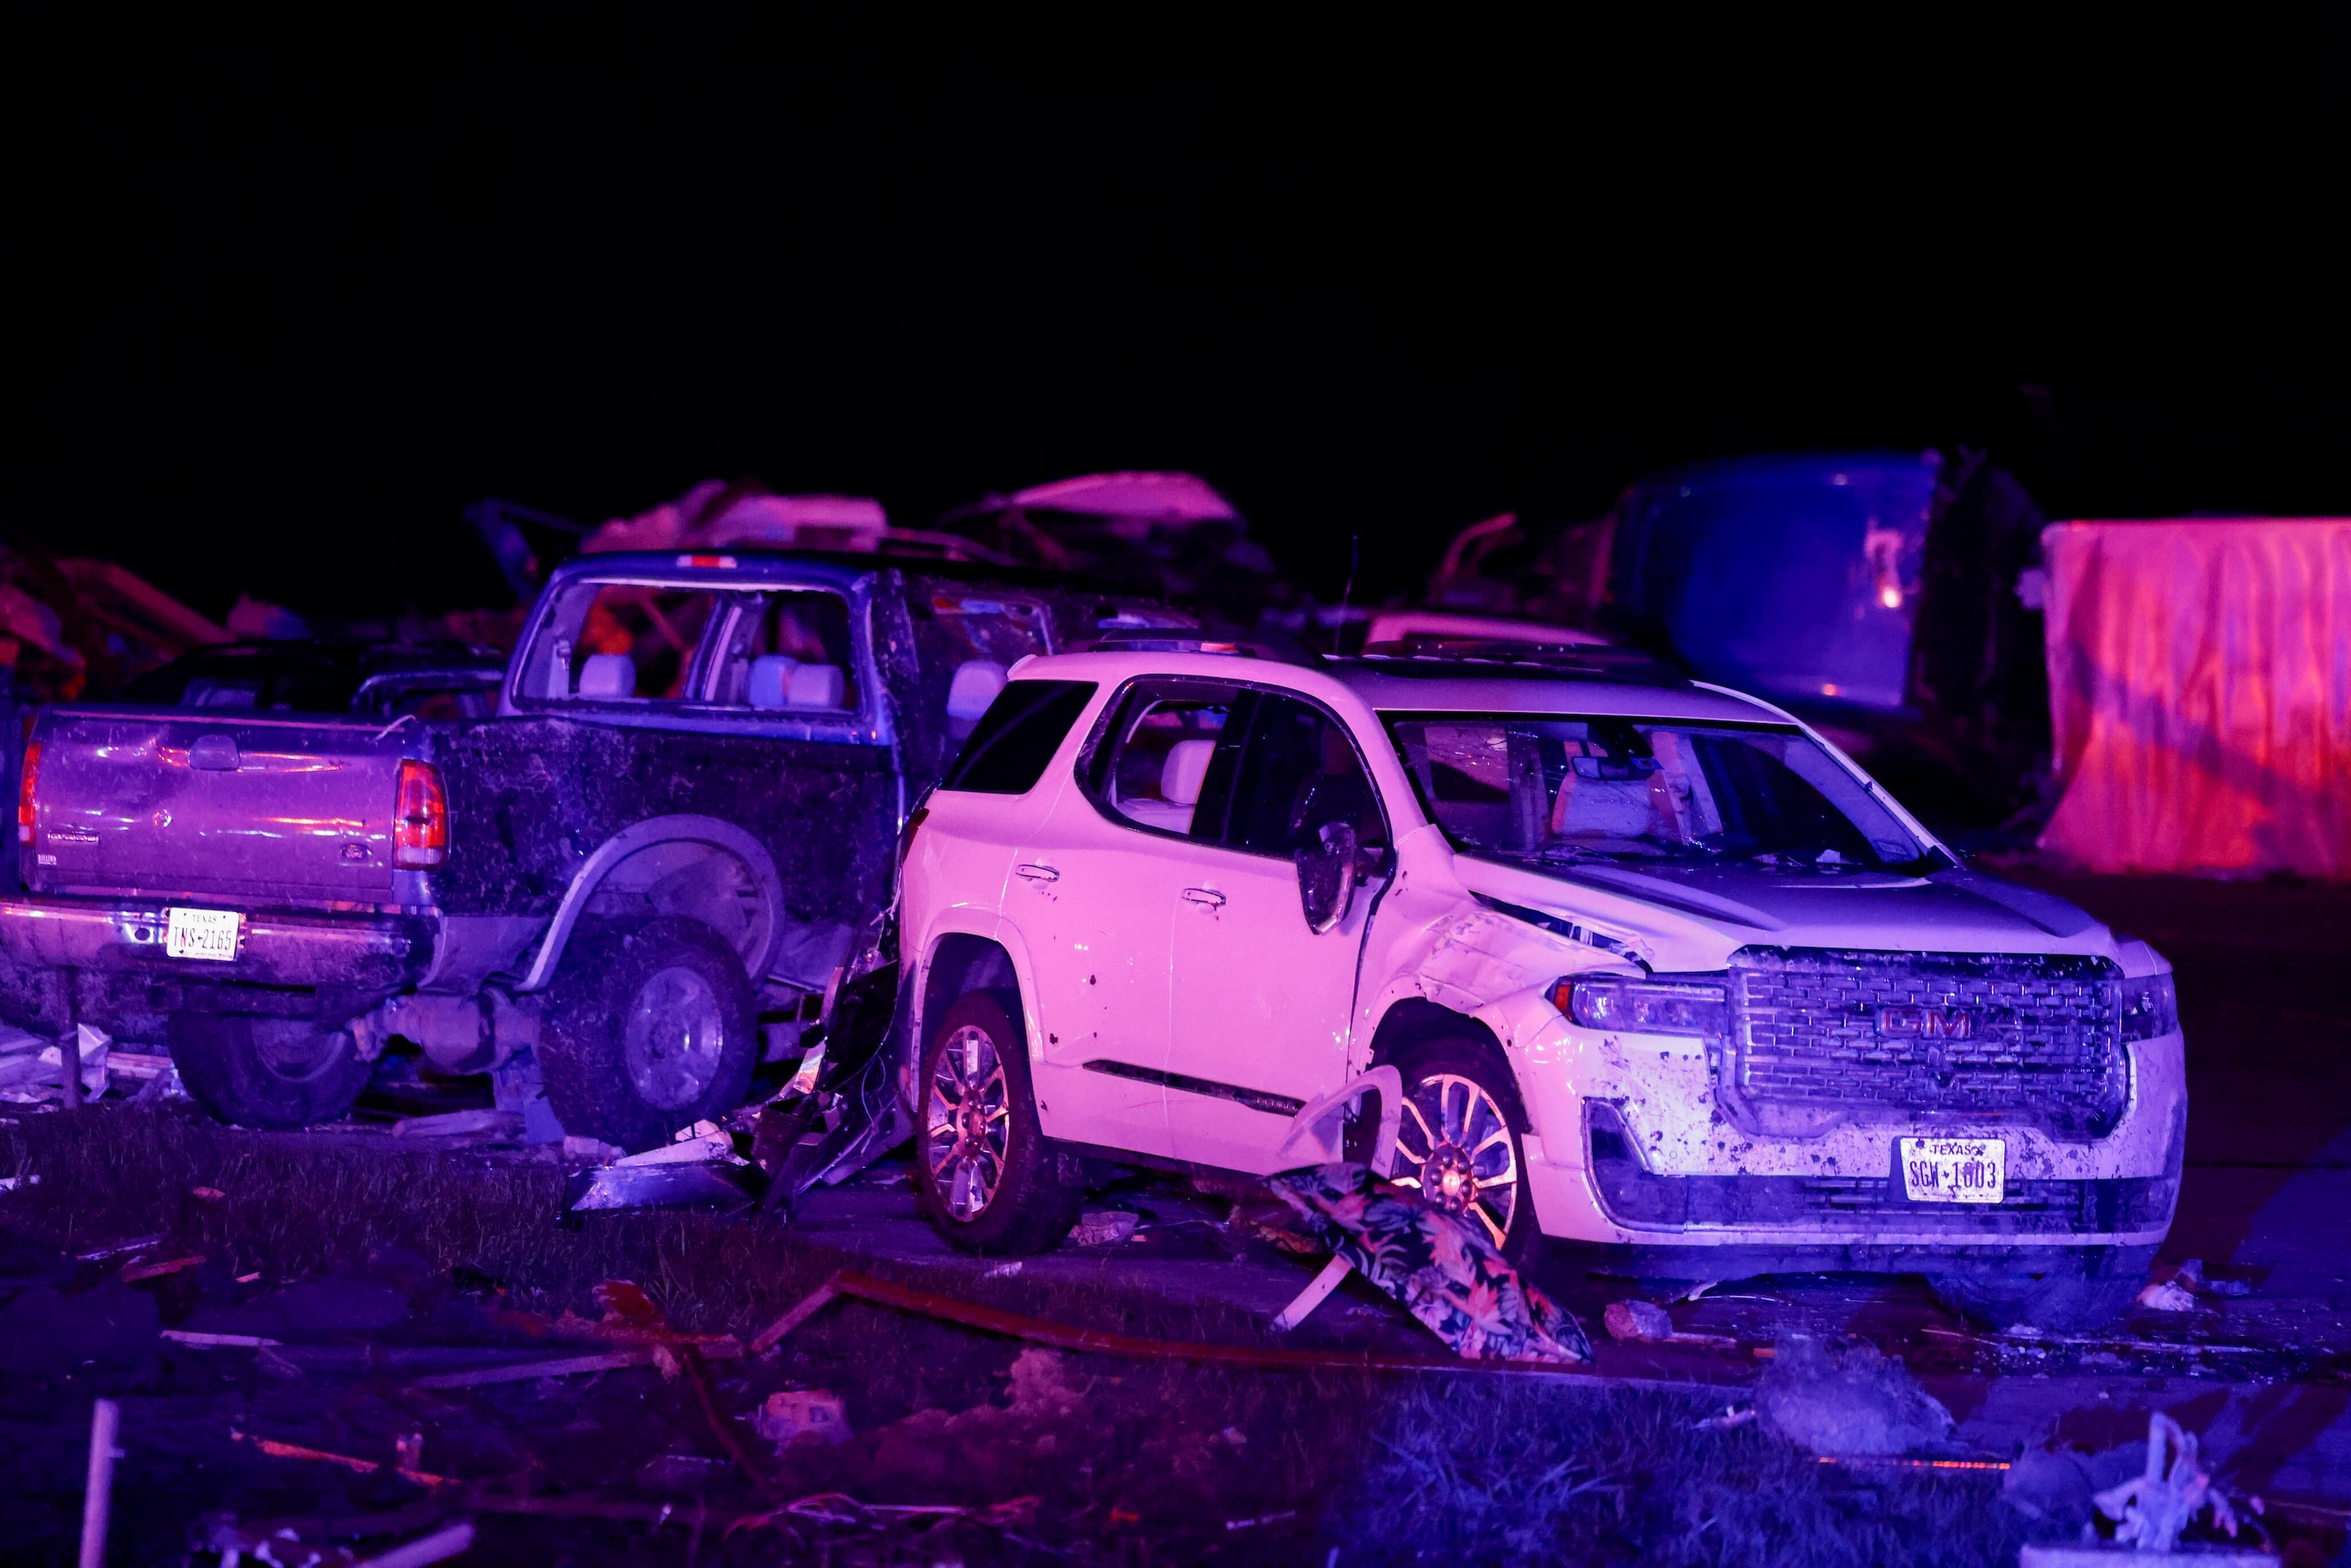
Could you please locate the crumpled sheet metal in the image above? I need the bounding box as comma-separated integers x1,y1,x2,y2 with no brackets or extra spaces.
1266,1163,1592,1363
2040,518,2351,877
565,1161,761,1212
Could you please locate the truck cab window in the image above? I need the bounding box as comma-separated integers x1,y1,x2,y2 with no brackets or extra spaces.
527,583,722,704
709,590,861,712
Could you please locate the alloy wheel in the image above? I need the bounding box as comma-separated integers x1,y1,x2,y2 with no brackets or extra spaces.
926,1024,1012,1220
1393,1070,1519,1247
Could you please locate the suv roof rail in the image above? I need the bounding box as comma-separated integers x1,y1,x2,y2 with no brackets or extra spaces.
1341,639,1682,683
1067,626,1322,666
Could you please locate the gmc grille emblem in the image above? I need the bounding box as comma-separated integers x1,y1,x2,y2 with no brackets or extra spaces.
1879,1004,1977,1040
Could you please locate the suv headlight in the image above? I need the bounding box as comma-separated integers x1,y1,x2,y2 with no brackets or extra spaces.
2121,973,2178,1040
1551,978,1727,1036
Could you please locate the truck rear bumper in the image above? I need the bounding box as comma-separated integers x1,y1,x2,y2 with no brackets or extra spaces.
0,897,434,994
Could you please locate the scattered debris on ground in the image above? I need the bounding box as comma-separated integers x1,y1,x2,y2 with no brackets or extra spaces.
1757,1333,1959,1458
3,1102,2349,1565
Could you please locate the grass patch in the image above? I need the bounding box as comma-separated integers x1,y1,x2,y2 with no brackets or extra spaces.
1,1105,2043,1565
1333,1380,2025,1566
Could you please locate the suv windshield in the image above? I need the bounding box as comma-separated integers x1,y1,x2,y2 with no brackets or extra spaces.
1384,713,1933,873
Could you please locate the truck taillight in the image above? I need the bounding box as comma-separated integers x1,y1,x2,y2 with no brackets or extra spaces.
17,740,38,843
393,760,447,869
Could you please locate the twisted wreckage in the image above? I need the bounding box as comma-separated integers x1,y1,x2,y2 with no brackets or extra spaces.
0,553,2184,1328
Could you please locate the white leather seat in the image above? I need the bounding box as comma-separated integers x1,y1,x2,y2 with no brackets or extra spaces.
577,652,637,700
786,663,847,709
1161,737,1215,807
1118,737,1216,834
747,655,798,711
946,660,1008,736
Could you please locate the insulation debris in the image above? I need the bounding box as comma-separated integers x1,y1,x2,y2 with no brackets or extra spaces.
1069,1210,1140,1247
1605,1298,1674,1342
1756,1334,1954,1458
756,1389,852,1447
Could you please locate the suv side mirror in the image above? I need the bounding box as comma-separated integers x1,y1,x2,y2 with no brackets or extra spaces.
1295,820,1360,934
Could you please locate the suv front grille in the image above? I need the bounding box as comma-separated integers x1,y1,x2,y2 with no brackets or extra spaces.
1729,948,2127,1136
1584,1103,2175,1234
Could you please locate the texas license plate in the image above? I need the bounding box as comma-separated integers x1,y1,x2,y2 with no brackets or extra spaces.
1898,1137,2005,1203
164,907,241,962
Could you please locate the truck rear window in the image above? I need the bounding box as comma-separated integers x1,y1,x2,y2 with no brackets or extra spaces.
940,680,1096,794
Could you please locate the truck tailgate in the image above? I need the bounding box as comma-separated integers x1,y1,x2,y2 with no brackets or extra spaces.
26,709,420,904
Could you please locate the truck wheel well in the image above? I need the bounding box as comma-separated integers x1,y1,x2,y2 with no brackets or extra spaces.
584,839,770,969
923,934,1018,1047
522,815,785,992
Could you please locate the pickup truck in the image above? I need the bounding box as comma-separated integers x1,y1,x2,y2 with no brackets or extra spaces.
1,551,1180,1148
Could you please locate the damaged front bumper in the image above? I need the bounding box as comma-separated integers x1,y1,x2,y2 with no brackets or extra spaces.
1509,1002,2186,1255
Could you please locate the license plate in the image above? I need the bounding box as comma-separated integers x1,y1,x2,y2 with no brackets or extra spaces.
1898,1137,2005,1203
164,907,242,962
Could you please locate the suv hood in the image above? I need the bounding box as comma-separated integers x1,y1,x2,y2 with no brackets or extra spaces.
1452,852,2111,969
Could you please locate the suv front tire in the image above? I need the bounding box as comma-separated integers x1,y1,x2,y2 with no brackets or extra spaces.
1387,1035,1538,1263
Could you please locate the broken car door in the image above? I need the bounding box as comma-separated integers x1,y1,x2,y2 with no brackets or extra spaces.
1018,679,1241,1161
1164,689,1388,1175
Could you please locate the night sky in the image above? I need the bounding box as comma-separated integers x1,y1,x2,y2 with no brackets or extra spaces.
6,16,2345,621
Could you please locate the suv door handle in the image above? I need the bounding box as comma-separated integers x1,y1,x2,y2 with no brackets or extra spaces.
1014,863,1059,883
1181,887,1226,908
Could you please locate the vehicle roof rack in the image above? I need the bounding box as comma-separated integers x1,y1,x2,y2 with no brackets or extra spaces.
1339,639,1682,683
1067,626,1322,665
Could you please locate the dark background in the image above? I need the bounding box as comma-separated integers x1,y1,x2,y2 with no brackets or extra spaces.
5,14,2346,621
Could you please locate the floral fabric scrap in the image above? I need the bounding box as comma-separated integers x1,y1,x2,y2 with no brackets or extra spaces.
1266,1162,1592,1363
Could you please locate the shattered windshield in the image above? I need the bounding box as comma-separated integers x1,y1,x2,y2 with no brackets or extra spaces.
1384,714,1933,873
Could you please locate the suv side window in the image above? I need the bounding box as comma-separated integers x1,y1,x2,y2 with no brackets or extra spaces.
940,680,1097,795
1084,680,1241,840
1220,690,1388,857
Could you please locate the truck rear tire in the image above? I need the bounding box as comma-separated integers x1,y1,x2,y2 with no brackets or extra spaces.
540,916,759,1151
168,1013,373,1130
914,990,1087,1255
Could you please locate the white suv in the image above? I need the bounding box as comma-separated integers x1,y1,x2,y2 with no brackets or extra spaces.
897,639,2182,1327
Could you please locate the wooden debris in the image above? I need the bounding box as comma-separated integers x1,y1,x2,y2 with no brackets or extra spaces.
410,1347,656,1388
351,1521,475,1568
230,1429,450,1487
409,1337,742,1388
163,1328,283,1348
79,1398,118,1568
753,1268,1605,1379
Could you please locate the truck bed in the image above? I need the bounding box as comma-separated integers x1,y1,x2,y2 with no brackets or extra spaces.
23,706,427,908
